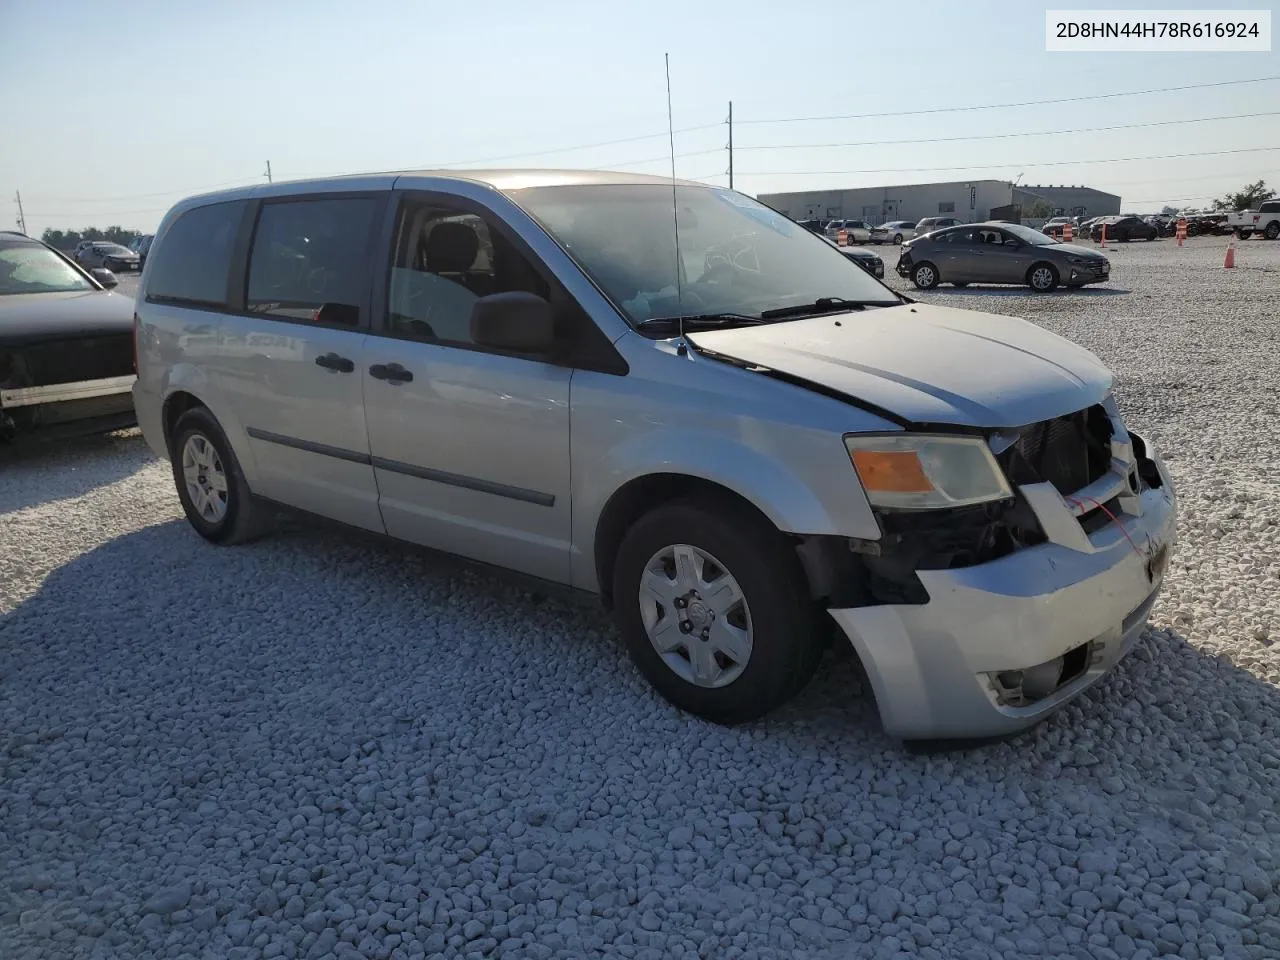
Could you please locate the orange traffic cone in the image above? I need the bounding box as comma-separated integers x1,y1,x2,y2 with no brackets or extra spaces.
1224,241,1236,268
1063,223,1073,242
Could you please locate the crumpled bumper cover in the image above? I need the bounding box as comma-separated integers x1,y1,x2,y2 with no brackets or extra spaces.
830,428,1177,740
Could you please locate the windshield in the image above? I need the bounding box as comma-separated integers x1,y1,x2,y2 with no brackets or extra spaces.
1001,223,1059,246
512,184,899,325
0,241,94,295
95,243,133,255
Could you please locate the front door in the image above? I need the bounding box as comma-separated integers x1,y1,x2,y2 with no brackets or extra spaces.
216,192,387,532
361,194,574,583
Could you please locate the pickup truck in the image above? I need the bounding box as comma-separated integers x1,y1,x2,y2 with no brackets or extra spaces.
1227,200,1280,240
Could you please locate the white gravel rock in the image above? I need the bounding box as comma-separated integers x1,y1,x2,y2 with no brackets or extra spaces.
2,238,1280,959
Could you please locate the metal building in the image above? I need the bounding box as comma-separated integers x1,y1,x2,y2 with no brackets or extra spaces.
756,180,1121,224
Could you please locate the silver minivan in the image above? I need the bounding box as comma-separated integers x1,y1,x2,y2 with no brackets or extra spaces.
132,170,1177,740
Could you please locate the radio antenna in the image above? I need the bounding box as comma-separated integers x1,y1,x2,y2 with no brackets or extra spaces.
664,53,686,354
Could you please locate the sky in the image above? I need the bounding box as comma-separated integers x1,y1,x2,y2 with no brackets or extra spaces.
1,0,1277,238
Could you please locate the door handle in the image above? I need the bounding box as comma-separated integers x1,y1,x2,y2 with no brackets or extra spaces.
369,362,413,384
315,352,354,373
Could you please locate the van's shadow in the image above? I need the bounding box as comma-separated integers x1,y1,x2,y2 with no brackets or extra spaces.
0,430,154,515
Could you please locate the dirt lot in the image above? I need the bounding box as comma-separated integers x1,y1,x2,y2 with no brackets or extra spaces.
3,235,1279,960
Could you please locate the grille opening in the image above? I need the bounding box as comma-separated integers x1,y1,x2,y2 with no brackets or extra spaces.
1079,495,1122,534
998,404,1113,496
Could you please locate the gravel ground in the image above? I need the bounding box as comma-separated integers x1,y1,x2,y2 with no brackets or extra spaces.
3,235,1279,960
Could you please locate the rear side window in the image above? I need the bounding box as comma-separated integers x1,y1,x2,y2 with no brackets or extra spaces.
246,197,380,327
146,200,247,307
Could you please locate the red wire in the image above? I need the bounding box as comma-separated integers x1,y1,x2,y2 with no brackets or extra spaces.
1068,494,1145,558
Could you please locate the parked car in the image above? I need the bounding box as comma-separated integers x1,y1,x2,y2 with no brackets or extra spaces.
818,234,884,278
132,170,1175,741
130,234,156,265
824,219,873,244
0,231,136,441
1041,217,1077,239
870,220,917,245
1227,200,1280,240
913,217,961,238
897,221,1111,292
77,241,143,273
796,219,826,235
1089,216,1158,243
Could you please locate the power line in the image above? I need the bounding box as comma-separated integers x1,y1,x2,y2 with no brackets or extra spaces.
734,145,1280,178
736,75,1280,126
734,110,1280,152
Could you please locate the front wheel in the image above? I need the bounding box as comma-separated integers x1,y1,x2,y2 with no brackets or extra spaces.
1027,263,1060,292
911,261,940,289
611,498,820,725
1237,230,1252,240
170,407,270,545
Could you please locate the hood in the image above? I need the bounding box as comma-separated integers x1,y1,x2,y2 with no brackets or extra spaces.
686,302,1113,428
1050,242,1106,259
0,289,135,346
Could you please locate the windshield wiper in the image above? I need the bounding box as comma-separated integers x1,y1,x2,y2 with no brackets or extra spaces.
635,312,765,332
759,296,897,320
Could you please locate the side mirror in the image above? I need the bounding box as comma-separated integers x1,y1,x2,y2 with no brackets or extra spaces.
91,267,119,289
470,292,556,354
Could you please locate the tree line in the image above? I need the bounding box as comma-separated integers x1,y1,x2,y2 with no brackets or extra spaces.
40,226,143,250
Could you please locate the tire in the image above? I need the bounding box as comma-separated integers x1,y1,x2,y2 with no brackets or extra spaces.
893,234,904,245
911,261,940,290
1237,230,1252,240
611,497,820,725
1266,222,1280,241
1027,262,1059,292
169,407,270,545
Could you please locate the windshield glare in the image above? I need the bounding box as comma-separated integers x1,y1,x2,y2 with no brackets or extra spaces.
1001,223,1058,245
512,184,899,325
0,242,94,295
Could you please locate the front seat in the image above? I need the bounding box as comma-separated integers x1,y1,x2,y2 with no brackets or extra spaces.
420,221,481,292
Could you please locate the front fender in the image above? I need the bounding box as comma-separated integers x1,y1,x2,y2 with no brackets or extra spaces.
571,426,880,592
161,362,262,488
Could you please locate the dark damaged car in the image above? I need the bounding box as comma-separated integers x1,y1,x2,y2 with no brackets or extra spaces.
0,231,136,441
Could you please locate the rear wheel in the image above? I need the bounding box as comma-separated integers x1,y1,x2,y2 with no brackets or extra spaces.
911,261,940,289
170,407,270,545
1266,222,1280,240
611,498,820,725
1027,262,1059,292
893,233,904,245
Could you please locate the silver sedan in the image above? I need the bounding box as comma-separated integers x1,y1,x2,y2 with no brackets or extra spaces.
896,222,1111,292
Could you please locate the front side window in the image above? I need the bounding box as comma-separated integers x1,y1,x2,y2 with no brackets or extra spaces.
147,200,247,307
513,184,898,325
0,240,93,295
386,200,550,346
246,197,379,326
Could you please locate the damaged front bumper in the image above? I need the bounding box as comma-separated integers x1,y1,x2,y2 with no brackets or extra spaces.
830,429,1177,740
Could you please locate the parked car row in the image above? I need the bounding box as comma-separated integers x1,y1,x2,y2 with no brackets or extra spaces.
121,169,1175,741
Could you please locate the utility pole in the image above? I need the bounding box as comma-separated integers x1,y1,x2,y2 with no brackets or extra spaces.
727,101,734,191
14,190,26,234
264,161,273,183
